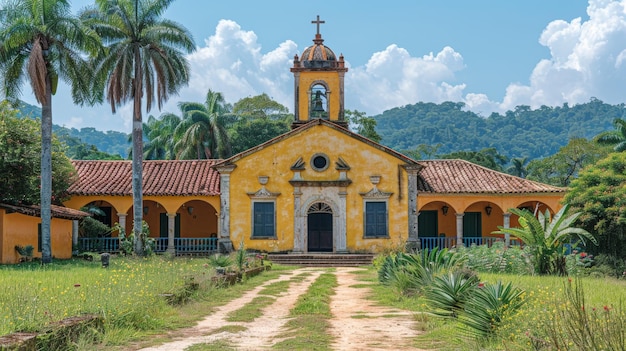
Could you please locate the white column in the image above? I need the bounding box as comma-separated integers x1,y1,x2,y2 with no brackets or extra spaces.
456,213,464,247
167,213,176,254
406,165,420,250
117,213,127,235
293,187,304,253
337,190,347,253
503,213,511,247
72,220,79,251
216,165,236,252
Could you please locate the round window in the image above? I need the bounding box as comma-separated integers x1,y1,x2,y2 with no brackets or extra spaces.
311,153,330,172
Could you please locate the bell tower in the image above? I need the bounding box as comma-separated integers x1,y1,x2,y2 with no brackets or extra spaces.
291,15,348,129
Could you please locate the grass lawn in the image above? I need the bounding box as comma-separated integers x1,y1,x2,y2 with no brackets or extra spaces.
362,264,626,350
0,255,297,349
3,255,625,350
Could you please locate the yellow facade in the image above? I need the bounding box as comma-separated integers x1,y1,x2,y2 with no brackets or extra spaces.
0,19,568,262
63,195,220,239
295,71,343,123
418,193,563,242
220,121,415,253
0,209,73,264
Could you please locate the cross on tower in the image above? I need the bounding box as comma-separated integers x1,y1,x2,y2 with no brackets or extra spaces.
311,15,325,35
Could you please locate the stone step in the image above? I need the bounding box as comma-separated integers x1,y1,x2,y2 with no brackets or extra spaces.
267,254,374,267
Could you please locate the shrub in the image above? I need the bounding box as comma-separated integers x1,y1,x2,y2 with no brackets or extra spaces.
208,254,233,271
79,217,111,238
377,248,467,296
493,205,597,275
458,280,526,339
593,254,626,278
15,244,34,258
113,221,155,256
235,240,247,272
537,278,626,350
423,270,479,318
460,241,533,275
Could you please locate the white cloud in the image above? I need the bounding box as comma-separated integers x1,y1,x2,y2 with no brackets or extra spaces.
162,19,296,114
496,0,626,113
168,1,626,120
29,0,626,132
346,45,467,114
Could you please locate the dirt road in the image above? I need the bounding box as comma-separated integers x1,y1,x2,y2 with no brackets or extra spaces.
137,267,424,351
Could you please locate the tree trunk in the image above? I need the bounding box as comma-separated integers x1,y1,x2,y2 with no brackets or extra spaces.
132,48,144,256
40,73,53,264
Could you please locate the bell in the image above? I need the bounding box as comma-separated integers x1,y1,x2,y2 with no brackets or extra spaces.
312,101,325,112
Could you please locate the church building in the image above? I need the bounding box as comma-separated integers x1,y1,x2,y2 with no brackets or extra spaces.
210,16,565,254
4,16,566,263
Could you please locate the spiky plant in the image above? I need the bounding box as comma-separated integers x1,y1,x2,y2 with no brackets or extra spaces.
424,270,480,318
458,281,526,339
493,204,597,275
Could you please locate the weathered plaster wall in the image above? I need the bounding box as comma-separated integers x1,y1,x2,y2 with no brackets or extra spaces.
418,193,564,239
64,195,219,238
0,210,72,264
228,123,409,253
297,71,342,122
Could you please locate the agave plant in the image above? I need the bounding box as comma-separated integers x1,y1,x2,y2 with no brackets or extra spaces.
423,270,479,318
458,281,526,338
377,248,467,296
493,204,597,275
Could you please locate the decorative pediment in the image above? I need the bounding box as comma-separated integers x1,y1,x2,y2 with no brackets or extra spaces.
335,157,350,170
289,179,352,187
247,187,281,199
360,187,393,199
291,157,306,170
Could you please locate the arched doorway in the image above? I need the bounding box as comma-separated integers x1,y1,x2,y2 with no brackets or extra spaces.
307,202,333,252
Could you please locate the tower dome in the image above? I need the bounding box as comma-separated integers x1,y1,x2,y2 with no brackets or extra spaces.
299,15,342,69
290,15,348,129
301,35,338,68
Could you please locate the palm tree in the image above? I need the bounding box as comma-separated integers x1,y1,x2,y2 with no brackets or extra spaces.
493,204,597,275
144,112,181,159
82,0,195,255
174,90,232,159
507,157,528,178
0,0,99,263
594,118,626,151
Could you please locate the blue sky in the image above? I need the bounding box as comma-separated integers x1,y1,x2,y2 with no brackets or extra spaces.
18,0,625,133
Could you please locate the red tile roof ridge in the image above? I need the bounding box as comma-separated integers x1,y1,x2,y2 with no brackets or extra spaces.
0,203,91,220
68,159,222,196
417,159,565,194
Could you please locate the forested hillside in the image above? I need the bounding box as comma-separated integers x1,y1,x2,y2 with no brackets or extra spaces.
15,98,625,161
16,101,129,157
375,98,624,160
52,126,129,158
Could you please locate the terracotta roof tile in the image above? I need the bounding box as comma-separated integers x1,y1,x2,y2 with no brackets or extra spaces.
417,159,565,194
68,160,221,196
0,203,91,220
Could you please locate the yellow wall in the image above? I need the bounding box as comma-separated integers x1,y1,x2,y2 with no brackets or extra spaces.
297,71,341,122
63,195,219,238
418,193,564,239
0,210,73,264
228,123,409,253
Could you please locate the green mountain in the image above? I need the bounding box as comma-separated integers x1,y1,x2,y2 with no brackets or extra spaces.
16,101,129,158
16,98,624,162
374,98,623,160
52,126,129,158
